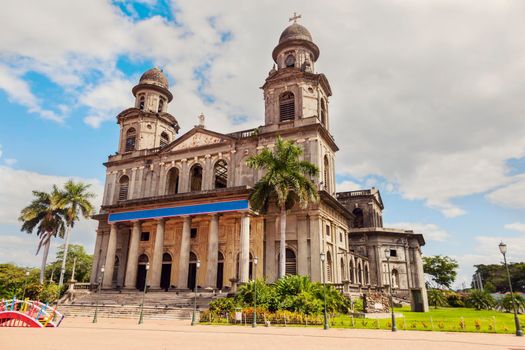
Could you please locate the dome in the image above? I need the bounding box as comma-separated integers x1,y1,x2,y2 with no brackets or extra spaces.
278,23,313,44
139,67,169,89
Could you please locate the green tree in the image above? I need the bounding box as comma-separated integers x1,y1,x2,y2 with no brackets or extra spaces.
46,244,93,283
427,289,448,309
56,180,95,287
247,137,319,278
0,264,39,299
423,255,458,289
474,263,525,293
19,187,66,283
465,289,495,310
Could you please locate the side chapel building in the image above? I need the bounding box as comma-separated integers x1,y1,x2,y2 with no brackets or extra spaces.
91,19,428,311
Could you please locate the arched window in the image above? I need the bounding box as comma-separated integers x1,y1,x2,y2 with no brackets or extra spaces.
160,132,169,147
326,251,333,283
158,98,164,113
214,160,228,189
340,257,345,282
125,128,136,152
139,95,145,110
285,248,297,275
163,252,172,262
139,254,149,264
323,155,330,191
320,98,327,125
349,259,355,283
279,91,295,122
391,269,399,288
352,208,364,228
166,167,179,195
285,54,295,67
364,263,369,285
118,175,129,201
189,164,203,192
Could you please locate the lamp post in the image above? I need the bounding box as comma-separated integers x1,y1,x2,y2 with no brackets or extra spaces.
138,262,150,325
252,256,258,328
191,259,201,326
92,265,105,324
22,271,30,299
320,252,329,330
499,242,523,337
384,249,397,332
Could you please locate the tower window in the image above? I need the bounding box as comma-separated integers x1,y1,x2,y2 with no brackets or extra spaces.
166,167,179,195
118,175,129,201
189,164,203,192
279,91,295,122
352,208,364,228
321,98,327,125
158,98,164,113
125,128,136,152
139,95,145,110
214,160,228,189
285,54,295,68
160,132,169,147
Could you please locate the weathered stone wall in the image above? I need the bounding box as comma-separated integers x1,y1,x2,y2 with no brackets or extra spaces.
363,291,390,313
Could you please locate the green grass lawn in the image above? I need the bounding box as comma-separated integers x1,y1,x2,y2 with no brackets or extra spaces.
331,307,525,334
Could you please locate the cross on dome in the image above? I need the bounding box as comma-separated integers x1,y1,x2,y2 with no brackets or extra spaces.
289,12,302,23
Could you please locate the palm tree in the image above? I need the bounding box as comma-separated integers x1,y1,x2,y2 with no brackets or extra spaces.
57,180,95,287
247,136,319,278
19,187,66,284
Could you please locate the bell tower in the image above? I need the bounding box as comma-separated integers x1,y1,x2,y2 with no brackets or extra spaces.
117,68,180,154
262,14,332,130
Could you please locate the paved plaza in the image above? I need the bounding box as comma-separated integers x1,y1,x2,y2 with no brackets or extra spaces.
1,317,524,350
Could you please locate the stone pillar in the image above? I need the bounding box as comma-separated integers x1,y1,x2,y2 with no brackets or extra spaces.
124,221,141,289
129,168,137,199
309,215,321,282
102,223,118,288
264,216,277,282
90,230,104,285
297,216,308,275
150,218,165,289
205,214,219,288
106,172,117,205
177,216,191,289
239,214,250,283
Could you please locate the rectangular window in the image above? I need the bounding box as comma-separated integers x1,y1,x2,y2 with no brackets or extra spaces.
390,249,397,257
339,231,343,242
325,225,330,237
140,232,150,241
190,228,198,239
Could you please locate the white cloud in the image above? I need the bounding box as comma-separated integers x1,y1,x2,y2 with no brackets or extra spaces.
0,165,104,266
504,222,525,233
386,222,450,242
4,159,17,166
486,175,525,209
336,180,362,192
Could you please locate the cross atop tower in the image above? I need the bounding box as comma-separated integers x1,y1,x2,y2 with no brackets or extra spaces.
289,12,302,23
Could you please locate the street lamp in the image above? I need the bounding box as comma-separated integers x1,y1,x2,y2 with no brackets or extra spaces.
320,252,328,330
93,265,105,324
138,262,150,325
499,242,523,337
252,256,258,328
22,271,30,300
191,259,201,326
384,249,397,332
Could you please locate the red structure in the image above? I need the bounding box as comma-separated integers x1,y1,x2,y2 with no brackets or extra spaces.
0,298,64,328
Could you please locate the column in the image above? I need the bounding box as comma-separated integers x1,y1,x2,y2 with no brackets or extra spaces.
309,215,321,282
297,216,308,275
177,216,191,288
90,231,103,285
102,223,118,288
149,218,165,289
129,168,137,199
239,214,250,283
205,214,219,288
264,216,276,282
124,221,141,289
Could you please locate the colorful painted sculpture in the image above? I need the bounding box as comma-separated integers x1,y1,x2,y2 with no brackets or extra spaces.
0,298,64,328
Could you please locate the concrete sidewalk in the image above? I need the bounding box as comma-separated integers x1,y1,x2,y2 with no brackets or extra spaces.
0,317,523,350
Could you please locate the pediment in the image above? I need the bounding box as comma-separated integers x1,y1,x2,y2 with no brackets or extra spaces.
162,127,233,153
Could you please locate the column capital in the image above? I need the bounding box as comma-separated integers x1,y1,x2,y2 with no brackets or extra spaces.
156,217,166,223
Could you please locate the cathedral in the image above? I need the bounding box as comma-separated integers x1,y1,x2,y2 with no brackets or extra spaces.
90,18,428,312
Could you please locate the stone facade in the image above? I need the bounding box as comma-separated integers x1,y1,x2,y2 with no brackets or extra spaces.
90,20,428,312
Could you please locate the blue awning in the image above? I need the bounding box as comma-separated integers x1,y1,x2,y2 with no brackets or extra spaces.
108,199,249,223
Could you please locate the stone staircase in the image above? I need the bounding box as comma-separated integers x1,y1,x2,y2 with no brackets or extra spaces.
59,290,221,320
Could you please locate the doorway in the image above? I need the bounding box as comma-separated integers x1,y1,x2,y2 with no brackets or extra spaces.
217,251,224,290
136,254,149,291
188,252,198,290
160,252,172,291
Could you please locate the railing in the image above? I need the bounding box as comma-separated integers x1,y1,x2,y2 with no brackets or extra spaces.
72,283,92,291
228,128,258,139
336,190,372,199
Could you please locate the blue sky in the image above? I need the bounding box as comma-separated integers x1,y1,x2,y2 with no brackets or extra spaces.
1,0,525,288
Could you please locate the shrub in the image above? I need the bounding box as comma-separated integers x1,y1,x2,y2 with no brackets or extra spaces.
427,289,448,308
352,297,364,312
38,283,60,303
445,291,466,307
465,290,495,310
497,293,525,313
208,296,238,315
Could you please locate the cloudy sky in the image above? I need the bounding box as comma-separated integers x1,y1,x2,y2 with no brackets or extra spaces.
1,0,524,288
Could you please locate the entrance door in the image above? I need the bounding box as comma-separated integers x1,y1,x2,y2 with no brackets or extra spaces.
136,254,148,291
161,253,172,290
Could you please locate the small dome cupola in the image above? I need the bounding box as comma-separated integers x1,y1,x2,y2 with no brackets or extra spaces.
272,14,320,71
132,67,173,113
